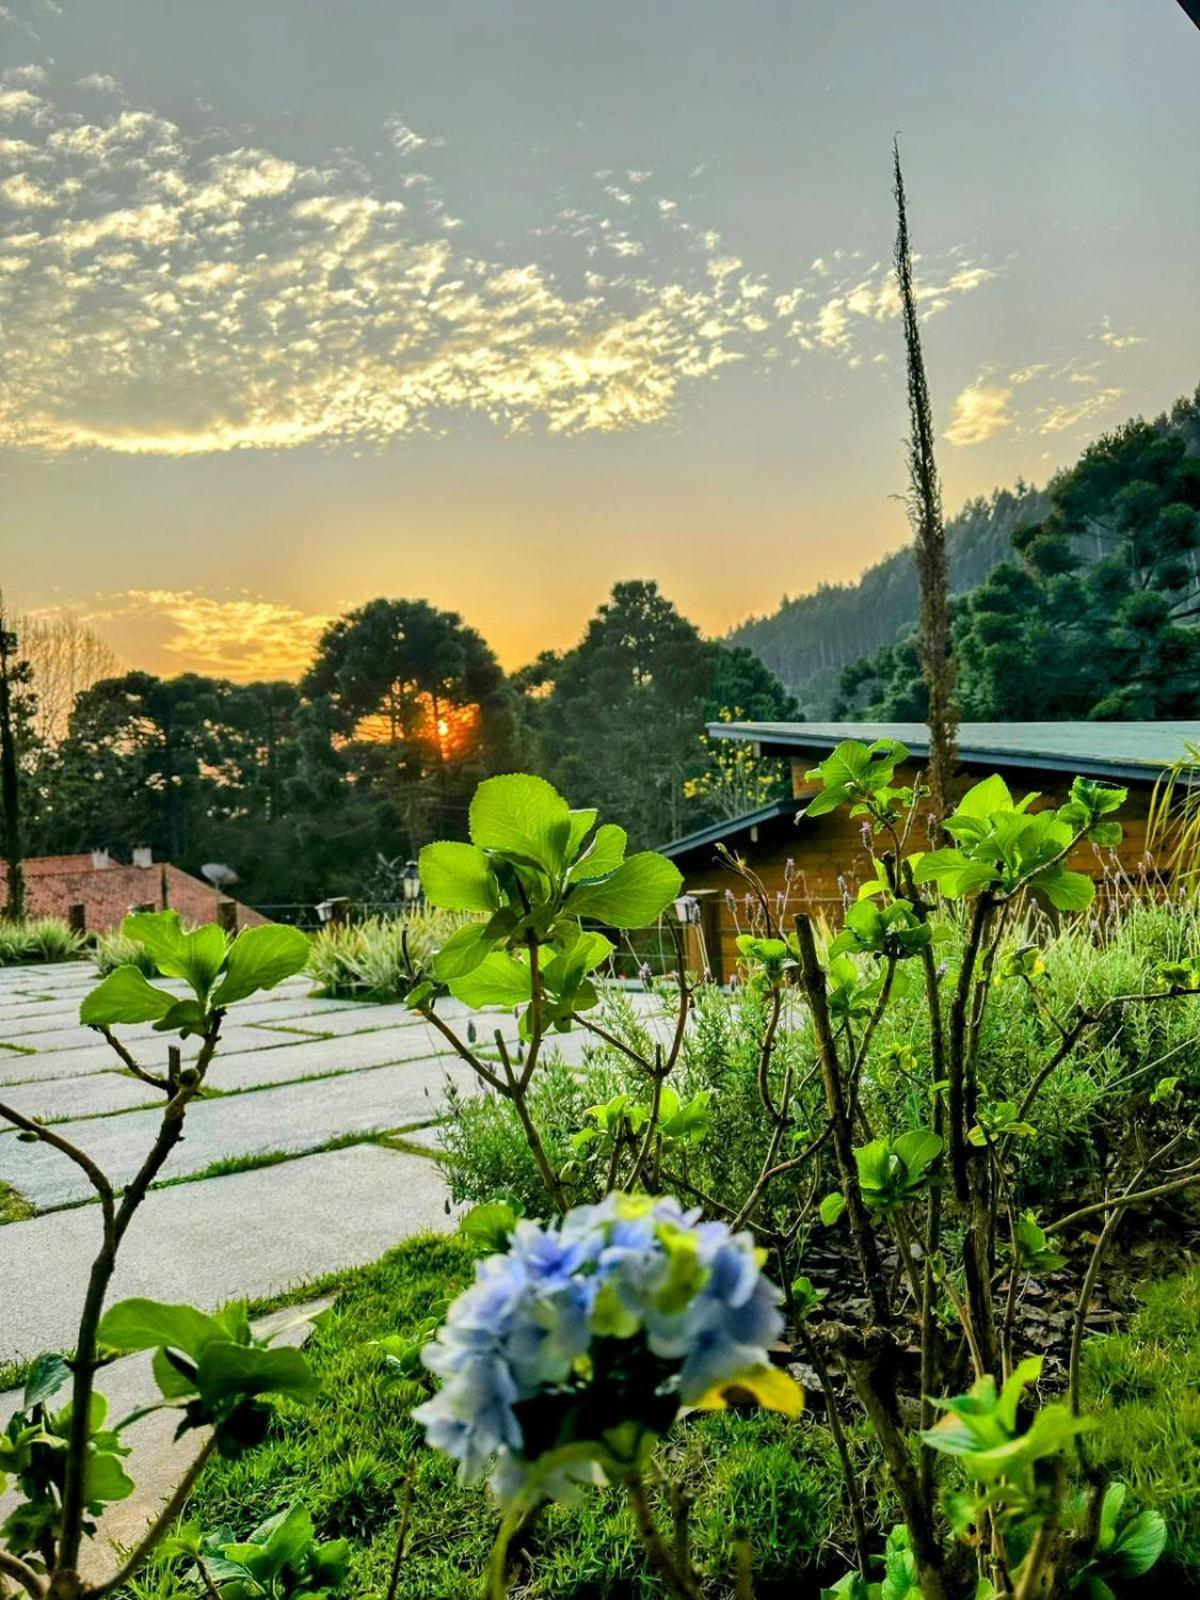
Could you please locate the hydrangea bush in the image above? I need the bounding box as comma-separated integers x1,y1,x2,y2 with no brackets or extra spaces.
415,1194,800,1598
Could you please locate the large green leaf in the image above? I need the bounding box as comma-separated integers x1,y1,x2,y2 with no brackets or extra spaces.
568,822,628,882
177,925,230,999
430,921,497,982
98,1298,228,1357
469,773,573,870
121,910,190,977
448,951,533,1008
1032,865,1095,912
195,1342,319,1405
952,774,1013,819
80,967,177,1028
567,852,683,928
211,924,310,1008
418,841,498,912
85,1451,134,1505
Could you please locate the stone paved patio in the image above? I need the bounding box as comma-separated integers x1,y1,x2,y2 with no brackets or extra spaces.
0,959,659,1371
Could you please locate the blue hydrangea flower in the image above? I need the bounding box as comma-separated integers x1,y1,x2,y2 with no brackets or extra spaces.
412,1193,797,1506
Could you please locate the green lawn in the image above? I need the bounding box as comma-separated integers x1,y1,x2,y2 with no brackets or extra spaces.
130,1236,1200,1600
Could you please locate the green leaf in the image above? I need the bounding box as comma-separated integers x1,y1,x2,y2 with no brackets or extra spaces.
152,1346,199,1400
469,772,573,871
894,1129,944,1180
568,823,628,882
80,968,177,1028
460,1201,522,1252
22,1353,71,1410
567,852,683,928
210,924,310,1008
447,951,533,1007
98,1299,227,1358
819,1191,846,1226
85,1451,134,1505
418,841,499,912
177,925,230,1000
195,1343,319,1405
1031,866,1095,912
430,921,497,982
952,774,1014,819
911,850,1000,899
121,910,190,976
1109,1507,1167,1577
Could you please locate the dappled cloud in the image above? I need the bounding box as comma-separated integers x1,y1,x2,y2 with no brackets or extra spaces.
0,69,998,457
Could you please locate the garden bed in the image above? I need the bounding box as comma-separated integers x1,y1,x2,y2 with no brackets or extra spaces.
165,1233,1200,1599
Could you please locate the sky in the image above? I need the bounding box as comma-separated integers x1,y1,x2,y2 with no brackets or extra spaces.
1,0,1198,680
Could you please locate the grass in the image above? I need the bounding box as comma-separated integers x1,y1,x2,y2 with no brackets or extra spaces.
0,1175,34,1224
306,911,472,1001
0,917,87,967
162,1233,853,1600
1083,1264,1200,1584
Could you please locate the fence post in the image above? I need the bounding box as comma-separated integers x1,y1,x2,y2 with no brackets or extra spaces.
216,898,238,934
67,902,86,936
697,891,722,986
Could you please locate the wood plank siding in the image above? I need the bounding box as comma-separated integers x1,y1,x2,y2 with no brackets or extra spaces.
670,756,1160,986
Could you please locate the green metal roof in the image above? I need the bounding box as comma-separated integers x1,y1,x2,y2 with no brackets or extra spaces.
658,796,796,859
709,721,1200,785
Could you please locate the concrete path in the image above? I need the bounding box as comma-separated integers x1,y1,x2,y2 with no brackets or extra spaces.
0,959,662,1378
0,1144,454,1362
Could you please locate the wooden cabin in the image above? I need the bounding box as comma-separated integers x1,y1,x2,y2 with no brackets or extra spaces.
661,721,1200,985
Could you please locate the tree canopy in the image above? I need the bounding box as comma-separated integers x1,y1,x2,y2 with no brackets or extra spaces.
517,580,797,846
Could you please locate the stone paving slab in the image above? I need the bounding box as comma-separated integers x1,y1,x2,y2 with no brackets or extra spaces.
0,1056,482,1206
0,1024,311,1083
0,1069,158,1123
0,1020,468,1118
0,1143,456,1362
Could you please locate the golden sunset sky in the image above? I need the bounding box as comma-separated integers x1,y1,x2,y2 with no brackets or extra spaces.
2,0,1198,679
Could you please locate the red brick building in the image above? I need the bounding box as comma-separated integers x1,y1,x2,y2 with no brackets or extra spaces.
0,851,264,933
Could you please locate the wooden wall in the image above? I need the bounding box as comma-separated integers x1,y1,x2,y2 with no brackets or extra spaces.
677,758,1159,985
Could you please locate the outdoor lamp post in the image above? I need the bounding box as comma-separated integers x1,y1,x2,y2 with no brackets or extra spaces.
401,859,422,909
672,894,699,924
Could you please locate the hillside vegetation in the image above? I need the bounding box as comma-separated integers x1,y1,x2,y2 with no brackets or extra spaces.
730,385,1200,717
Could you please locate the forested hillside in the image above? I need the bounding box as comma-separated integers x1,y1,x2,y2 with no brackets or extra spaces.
730,387,1200,715
726,482,1047,712
839,387,1200,721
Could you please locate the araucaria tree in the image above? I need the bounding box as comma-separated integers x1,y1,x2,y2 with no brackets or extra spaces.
302,598,521,851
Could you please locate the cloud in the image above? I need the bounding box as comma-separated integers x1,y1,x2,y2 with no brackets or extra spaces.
75,72,120,93
0,78,998,457
1034,387,1125,436
1095,315,1145,351
85,591,332,679
944,381,1013,446
383,114,444,157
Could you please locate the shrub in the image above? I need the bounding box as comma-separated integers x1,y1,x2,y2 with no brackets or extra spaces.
406,761,1197,1597
93,927,159,976
0,916,86,966
307,911,472,1000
